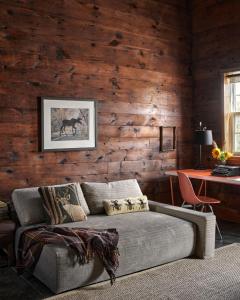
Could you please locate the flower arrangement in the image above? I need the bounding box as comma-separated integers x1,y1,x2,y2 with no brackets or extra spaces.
211,141,233,163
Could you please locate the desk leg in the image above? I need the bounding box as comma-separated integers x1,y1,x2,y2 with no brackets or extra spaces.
198,180,204,196
169,176,175,206
197,180,207,197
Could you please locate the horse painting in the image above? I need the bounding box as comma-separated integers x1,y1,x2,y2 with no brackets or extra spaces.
60,117,82,136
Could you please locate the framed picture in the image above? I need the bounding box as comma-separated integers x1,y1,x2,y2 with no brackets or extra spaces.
160,126,176,152
41,97,97,151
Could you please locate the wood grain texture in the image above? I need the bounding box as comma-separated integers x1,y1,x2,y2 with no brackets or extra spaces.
0,0,192,203
192,0,240,222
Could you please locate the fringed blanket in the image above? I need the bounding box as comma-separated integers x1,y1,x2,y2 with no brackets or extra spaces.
16,226,119,284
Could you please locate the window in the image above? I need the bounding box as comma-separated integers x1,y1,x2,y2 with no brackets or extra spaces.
224,73,240,155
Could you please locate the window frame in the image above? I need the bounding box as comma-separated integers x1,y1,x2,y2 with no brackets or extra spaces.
230,82,240,155
222,68,240,163
232,112,240,155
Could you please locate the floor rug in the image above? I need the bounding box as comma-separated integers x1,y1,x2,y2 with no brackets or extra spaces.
47,243,240,300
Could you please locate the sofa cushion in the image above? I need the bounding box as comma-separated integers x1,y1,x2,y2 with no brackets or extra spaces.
39,183,87,225
30,212,196,293
12,183,90,226
81,179,143,214
12,187,47,226
103,195,149,216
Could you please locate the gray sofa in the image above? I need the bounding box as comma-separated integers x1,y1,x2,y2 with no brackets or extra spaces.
12,179,216,294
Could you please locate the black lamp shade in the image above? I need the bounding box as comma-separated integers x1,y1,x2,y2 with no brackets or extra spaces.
194,130,213,145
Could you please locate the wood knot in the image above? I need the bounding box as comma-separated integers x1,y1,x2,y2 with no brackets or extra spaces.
110,77,120,89
139,62,146,69
60,158,67,164
115,32,123,39
56,47,70,60
109,40,120,47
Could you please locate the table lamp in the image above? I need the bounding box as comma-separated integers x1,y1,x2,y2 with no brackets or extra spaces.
194,122,213,169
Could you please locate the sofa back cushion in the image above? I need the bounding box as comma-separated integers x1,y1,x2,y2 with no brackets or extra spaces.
12,187,46,226
39,183,87,225
81,179,143,214
12,182,90,226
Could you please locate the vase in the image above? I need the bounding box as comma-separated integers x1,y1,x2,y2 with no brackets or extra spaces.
216,160,226,166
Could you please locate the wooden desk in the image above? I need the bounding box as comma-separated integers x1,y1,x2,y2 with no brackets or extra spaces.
165,169,240,205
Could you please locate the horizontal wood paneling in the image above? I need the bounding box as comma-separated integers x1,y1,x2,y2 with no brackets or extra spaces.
0,0,192,202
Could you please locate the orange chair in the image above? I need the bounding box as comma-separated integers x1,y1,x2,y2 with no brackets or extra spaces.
177,171,222,240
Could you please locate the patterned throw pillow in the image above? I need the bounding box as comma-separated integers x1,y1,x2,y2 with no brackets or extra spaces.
103,195,149,216
39,183,87,225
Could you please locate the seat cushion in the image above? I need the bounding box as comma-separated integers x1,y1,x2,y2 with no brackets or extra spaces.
81,179,143,214
198,196,221,204
31,211,196,293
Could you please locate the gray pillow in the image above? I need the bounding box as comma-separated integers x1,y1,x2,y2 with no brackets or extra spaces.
81,179,143,214
12,182,90,226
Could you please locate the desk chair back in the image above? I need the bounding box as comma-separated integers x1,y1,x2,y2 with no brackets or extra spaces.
177,171,201,205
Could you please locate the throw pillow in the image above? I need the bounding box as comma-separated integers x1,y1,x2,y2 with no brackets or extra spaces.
103,195,149,216
39,183,87,225
53,182,90,215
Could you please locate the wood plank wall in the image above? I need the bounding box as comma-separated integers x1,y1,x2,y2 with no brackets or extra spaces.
0,0,192,202
192,0,240,222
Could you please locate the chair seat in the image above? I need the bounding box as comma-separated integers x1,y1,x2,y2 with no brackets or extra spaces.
198,195,221,204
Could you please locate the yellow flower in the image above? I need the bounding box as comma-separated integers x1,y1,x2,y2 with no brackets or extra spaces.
224,151,233,160
212,148,221,159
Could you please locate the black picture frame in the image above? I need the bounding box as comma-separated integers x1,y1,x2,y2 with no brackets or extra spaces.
160,126,176,152
41,97,97,152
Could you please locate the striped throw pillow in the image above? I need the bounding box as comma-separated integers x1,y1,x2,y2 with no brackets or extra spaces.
39,183,87,225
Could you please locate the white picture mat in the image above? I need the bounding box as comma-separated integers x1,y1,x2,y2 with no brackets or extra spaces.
43,99,96,150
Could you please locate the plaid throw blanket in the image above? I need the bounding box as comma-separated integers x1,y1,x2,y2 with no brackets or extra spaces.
16,226,119,284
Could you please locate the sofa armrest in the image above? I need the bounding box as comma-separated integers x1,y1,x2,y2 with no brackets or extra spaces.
148,201,216,259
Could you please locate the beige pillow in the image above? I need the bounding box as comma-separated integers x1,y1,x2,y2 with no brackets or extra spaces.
103,196,149,216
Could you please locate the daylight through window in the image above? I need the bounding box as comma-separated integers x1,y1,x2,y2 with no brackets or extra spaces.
224,73,240,154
